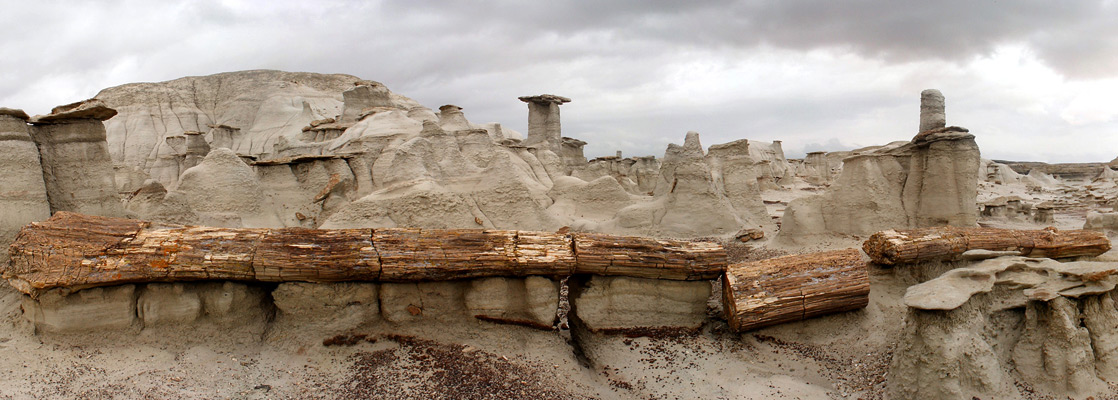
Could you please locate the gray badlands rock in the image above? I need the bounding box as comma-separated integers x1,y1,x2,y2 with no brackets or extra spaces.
0,111,51,263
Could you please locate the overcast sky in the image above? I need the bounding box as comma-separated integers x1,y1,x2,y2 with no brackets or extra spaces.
2,0,1116,162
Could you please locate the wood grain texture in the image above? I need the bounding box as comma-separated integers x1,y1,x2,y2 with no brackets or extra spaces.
571,233,726,280
4,212,725,297
862,226,1111,266
723,248,869,332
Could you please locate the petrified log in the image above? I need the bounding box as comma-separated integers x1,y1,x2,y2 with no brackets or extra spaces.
571,233,726,280
375,228,574,281
862,226,1112,266
722,248,869,332
4,212,722,297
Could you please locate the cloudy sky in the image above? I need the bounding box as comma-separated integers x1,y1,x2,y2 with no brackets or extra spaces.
2,0,1116,162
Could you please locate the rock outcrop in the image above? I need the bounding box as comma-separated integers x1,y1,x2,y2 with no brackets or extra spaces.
39,71,780,239
778,92,979,241
569,276,710,333
918,89,945,133
95,70,426,191
518,94,570,153
890,256,1118,399
0,109,51,263
27,100,125,217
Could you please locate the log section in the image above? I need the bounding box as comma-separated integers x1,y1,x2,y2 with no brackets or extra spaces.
4,212,722,297
862,227,1111,266
376,228,575,281
722,248,869,332
571,233,726,280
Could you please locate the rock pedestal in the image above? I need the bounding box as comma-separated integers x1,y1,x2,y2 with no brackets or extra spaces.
207,124,240,150
519,94,570,152
28,100,125,217
0,108,52,262
903,127,980,228
919,89,946,132
183,130,211,170
340,82,392,124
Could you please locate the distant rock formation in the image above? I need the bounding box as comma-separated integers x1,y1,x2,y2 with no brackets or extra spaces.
84,71,782,238
994,160,1112,182
94,70,427,192
518,94,570,153
918,89,945,133
778,91,979,241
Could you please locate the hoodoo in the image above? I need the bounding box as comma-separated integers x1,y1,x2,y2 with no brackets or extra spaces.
28,99,125,217
0,108,51,263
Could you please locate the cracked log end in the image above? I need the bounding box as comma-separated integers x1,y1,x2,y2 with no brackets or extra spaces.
723,248,869,332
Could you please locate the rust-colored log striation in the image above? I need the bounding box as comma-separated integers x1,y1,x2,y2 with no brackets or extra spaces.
255,227,378,282
571,233,727,280
862,226,1112,266
376,228,575,281
4,212,722,297
722,248,869,333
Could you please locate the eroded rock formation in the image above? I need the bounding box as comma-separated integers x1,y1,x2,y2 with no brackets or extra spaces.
778,91,979,242
28,100,125,217
890,256,1118,399
0,108,51,263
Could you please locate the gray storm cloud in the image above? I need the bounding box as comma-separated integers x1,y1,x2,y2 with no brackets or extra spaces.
0,0,1115,162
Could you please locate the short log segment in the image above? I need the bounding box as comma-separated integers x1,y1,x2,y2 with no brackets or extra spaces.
571,233,726,280
4,212,722,297
862,227,1112,266
722,248,869,332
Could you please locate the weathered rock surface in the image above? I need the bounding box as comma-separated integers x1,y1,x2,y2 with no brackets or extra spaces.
22,285,138,333
891,256,1118,399
887,300,1015,400
272,282,379,331
171,148,281,227
569,275,710,332
78,71,783,239
464,276,559,329
1086,211,1118,231
0,111,51,263
918,89,945,133
779,126,979,241
95,70,424,184
379,281,469,323
28,101,125,217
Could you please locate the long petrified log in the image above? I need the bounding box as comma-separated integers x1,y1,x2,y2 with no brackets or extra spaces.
4,212,723,297
722,248,869,332
862,226,1112,266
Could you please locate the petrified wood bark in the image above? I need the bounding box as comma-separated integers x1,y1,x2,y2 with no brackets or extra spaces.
862,226,1112,266
5,212,722,297
571,233,726,280
376,228,574,281
722,248,869,332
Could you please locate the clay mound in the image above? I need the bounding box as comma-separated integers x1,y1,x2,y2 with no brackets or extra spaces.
172,148,281,227
95,70,424,188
